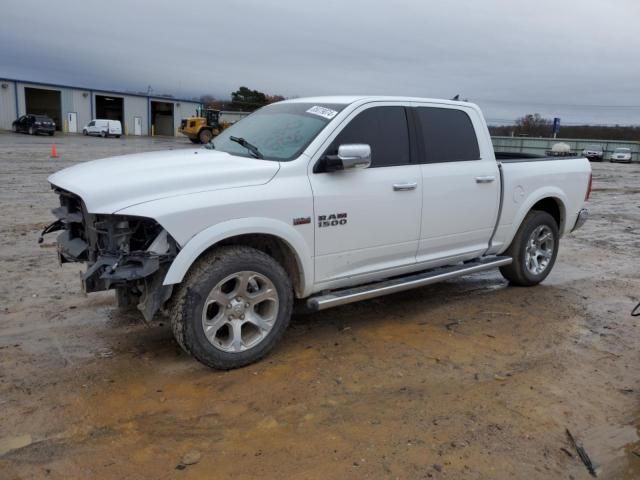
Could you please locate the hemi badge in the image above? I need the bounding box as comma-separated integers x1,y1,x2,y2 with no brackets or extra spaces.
293,217,311,226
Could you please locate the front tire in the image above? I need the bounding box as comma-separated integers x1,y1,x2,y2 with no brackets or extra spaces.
198,128,213,144
101,130,107,138
500,210,559,286
171,246,293,370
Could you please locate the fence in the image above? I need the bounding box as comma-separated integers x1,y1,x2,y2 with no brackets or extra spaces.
491,136,639,162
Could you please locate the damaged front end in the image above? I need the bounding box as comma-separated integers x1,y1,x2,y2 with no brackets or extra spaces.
42,187,178,321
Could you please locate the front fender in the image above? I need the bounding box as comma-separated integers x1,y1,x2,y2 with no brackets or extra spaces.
162,217,314,297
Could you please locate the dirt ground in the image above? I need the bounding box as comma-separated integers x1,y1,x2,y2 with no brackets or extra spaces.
0,132,639,480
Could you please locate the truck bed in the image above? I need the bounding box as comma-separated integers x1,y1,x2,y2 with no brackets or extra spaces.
489,152,591,255
495,152,583,162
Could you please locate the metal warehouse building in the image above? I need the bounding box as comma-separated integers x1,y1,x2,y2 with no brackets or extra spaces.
0,78,201,136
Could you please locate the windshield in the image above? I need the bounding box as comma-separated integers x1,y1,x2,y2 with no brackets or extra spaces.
211,102,346,161
614,148,630,153
584,145,602,151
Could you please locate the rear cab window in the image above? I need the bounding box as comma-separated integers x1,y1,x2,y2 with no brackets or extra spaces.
413,107,480,163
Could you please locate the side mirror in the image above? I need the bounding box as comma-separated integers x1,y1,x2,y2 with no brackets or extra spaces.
337,144,371,170
318,144,372,172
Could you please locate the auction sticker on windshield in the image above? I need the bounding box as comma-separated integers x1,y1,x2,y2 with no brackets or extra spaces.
306,106,338,120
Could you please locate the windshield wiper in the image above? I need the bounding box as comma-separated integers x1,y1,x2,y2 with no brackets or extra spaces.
229,136,263,159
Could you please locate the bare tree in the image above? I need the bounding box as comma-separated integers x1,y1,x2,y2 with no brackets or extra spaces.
266,94,285,104
200,94,218,106
514,113,553,137
491,123,640,141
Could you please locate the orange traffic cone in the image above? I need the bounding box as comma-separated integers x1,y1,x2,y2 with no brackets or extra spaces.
50,144,58,158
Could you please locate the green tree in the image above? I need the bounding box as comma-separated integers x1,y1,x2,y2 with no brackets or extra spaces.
231,87,268,111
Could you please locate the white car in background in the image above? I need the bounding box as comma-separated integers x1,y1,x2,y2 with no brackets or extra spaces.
82,119,122,138
610,147,632,163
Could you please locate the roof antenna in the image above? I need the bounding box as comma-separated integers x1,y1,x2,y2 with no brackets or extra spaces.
451,94,460,101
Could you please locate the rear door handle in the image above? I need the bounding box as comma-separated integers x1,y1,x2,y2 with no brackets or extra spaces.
393,182,418,191
475,176,496,184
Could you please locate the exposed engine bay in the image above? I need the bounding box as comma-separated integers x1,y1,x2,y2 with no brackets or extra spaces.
42,187,178,320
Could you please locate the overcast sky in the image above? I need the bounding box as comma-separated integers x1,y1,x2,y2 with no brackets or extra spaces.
2,0,640,125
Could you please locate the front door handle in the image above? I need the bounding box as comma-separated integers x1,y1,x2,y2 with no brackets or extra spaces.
475,176,496,184
393,182,418,191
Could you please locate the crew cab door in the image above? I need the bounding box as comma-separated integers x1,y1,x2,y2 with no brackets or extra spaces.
413,105,500,264
309,105,422,284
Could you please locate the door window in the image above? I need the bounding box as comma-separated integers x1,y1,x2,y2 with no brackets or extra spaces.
414,107,480,163
325,106,411,168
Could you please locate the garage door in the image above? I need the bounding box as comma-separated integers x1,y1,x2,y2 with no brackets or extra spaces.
151,101,174,136
95,95,124,123
25,87,62,131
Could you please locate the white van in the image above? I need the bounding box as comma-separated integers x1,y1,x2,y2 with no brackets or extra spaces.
82,119,122,138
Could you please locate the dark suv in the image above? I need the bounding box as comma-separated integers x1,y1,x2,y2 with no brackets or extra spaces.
581,144,604,162
12,115,56,136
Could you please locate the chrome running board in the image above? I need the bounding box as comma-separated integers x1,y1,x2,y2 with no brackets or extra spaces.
307,256,512,311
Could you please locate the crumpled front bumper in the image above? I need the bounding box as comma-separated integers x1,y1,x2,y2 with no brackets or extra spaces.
572,208,589,232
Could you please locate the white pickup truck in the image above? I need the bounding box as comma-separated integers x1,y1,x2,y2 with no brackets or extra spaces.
44,96,592,369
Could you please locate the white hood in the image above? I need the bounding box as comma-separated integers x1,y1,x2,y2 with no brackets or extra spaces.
48,148,280,213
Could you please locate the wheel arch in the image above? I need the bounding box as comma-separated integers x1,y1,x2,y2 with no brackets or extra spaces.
499,189,568,255
163,218,313,298
530,197,565,231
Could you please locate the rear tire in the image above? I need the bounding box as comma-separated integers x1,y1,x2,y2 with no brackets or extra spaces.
170,246,293,370
500,210,559,286
198,128,213,144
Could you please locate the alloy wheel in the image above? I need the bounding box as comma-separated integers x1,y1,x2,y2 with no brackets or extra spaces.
524,225,555,275
201,271,279,353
